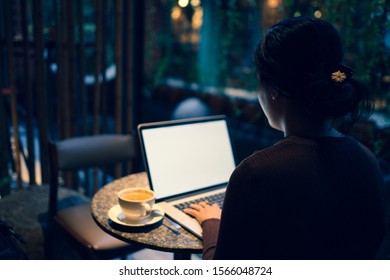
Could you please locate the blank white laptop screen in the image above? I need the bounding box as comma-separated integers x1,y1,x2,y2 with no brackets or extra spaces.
140,118,236,200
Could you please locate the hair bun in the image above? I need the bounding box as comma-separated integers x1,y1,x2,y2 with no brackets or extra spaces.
301,79,360,118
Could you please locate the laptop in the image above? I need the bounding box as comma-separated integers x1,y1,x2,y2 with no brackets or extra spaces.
137,115,236,238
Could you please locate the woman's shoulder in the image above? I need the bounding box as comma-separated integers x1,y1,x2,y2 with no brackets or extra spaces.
235,134,376,174
233,138,298,176
239,135,315,164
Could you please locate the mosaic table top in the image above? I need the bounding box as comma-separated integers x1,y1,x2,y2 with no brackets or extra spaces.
91,172,203,255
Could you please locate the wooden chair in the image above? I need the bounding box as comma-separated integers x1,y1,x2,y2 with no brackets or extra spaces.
46,134,142,259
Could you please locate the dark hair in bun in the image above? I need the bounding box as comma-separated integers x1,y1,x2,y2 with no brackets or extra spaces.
254,17,373,125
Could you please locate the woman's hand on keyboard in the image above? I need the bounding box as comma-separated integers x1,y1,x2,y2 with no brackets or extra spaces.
183,202,221,224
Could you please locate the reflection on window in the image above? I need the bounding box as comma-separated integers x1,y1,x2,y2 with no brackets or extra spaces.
145,0,390,105
145,0,264,92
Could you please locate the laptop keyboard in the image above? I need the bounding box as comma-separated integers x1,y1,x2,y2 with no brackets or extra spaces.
173,192,225,212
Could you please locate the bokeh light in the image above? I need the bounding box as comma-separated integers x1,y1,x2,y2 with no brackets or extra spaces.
178,0,189,8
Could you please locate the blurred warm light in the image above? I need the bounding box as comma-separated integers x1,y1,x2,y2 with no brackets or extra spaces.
268,0,281,9
374,99,387,110
178,0,189,8
192,7,203,29
171,6,181,20
314,10,322,18
294,11,302,17
191,0,201,7
383,75,390,83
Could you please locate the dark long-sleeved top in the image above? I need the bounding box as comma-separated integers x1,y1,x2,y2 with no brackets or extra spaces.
202,135,385,260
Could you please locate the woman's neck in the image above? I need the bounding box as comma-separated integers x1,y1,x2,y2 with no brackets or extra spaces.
270,95,344,138
284,126,343,138
282,117,343,138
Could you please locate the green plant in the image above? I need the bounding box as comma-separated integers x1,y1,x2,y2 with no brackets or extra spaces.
283,0,390,100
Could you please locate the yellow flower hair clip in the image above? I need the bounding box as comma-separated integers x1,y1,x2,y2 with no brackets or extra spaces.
330,64,354,85
331,70,347,82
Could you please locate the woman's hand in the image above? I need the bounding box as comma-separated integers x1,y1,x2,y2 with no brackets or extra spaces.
183,202,222,224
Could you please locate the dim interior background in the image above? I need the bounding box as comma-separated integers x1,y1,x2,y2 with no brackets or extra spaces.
0,0,389,259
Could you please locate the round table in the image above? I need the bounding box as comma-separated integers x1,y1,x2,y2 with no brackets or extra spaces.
91,172,203,259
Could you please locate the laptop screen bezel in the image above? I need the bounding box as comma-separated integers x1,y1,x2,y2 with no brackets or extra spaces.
137,115,236,203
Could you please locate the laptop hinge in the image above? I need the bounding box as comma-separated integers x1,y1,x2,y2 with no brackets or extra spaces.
162,184,226,203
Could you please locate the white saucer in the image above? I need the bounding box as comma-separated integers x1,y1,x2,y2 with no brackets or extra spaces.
108,204,164,227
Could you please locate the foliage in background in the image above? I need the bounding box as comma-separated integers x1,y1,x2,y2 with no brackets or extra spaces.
283,0,390,101
216,0,262,89
144,0,262,91
144,0,180,88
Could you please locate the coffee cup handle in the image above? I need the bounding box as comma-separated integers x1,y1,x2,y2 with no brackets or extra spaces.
142,203,163,216
142,203,152,216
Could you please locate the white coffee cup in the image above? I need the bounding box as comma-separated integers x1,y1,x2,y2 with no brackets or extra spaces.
117,187,155,222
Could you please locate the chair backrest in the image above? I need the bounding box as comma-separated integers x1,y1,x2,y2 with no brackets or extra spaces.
48,134,138,217
55,134,137,170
